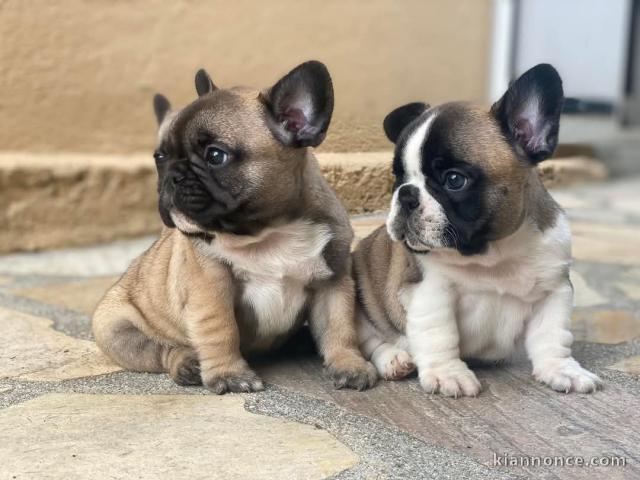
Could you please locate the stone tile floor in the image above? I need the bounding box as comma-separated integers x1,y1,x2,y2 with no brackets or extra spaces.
1,177,640,479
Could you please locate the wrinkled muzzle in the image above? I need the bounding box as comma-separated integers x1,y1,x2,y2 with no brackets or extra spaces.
386,183,449,252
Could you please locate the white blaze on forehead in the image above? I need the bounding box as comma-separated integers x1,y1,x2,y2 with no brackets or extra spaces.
402,111,438,184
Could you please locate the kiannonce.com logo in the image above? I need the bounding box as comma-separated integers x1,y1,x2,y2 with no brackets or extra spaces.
492,453,628,468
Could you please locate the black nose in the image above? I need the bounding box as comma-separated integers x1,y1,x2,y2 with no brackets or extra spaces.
398,184,420,213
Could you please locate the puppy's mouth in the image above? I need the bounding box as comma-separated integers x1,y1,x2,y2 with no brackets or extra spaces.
169,210,205,234
403,230,433,254
387,217,440,254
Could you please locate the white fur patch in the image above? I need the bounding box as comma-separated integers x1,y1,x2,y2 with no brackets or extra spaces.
200,220,333,345
407,214,572,361
394,211,595,394
402,114,434,181
170,210,203,234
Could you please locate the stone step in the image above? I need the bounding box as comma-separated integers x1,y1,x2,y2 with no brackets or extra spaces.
0,151,607,253
559,116,640,178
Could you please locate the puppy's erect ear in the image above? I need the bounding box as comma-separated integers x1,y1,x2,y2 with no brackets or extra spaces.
383,102,429,144
195,69,217,97
261,60,334,148
153,94,171,126
491,63,564,164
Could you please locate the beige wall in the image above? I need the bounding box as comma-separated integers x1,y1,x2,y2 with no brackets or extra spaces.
0,0,493,154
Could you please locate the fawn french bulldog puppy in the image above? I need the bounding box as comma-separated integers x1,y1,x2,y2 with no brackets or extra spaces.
354,64,601,397
93,61,377,393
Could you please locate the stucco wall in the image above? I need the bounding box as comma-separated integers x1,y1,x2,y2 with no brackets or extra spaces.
0,0,493,153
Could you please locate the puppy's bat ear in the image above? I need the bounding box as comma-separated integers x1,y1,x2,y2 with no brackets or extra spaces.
195,69,216,97
260,60,334,148
153,94,171,126
491,63,564,164
383,102,429,144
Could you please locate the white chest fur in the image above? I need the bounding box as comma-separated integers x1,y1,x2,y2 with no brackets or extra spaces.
406,216,572,361
200,220,333,347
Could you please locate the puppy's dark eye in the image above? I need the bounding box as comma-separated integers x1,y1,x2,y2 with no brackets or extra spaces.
443,170,468,191
153,151,166,163
204,146,230,168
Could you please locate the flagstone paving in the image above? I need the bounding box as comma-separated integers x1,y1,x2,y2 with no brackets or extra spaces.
0,394,359,480
0,307,120,382
12,276,119,316
1,177,640,479
608,356,640,376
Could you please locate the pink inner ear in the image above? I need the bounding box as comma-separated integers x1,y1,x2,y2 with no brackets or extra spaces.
514,117,534,145
279,108,308,133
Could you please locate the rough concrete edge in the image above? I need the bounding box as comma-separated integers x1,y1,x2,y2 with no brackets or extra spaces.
0,151,609,253
0,150,609,184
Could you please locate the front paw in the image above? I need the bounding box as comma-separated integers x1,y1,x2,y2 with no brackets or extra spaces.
372,347,415,381
327,352,378,391
533,358,602,393
419,360,481,398
202,369,264,394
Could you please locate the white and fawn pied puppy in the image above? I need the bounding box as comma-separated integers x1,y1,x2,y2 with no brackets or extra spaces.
354,64,602,397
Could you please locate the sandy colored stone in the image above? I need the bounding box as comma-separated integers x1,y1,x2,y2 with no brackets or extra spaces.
0,152,609,253
571,222,640,266
0,152,396,253
572,309,640,344
0,307,121,381
537,156,608,188
607,356,640,375
570,271,608,307
0,276,11,285
0,152,159,253
319,152,394,214
14,276,119,315
0,394,359,480
351,215,385,243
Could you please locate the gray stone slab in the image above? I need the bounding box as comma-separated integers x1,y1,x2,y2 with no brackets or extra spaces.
0,393,358,480
0,236,155,276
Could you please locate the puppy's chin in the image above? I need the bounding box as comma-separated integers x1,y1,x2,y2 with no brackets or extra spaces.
169,210,205,235
386,217,440,254
404,237,431,254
